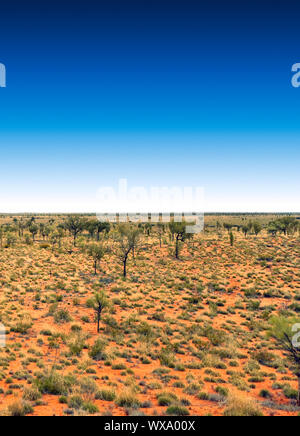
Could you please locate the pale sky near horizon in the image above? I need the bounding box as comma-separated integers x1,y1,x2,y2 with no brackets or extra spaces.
0,132,299,214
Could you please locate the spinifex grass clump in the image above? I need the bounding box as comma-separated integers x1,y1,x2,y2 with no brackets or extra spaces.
116,390,140,408
34,371,75,396
224,394,263,417
88,339,107,361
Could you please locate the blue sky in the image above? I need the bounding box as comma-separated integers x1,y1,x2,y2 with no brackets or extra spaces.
0,0,299,212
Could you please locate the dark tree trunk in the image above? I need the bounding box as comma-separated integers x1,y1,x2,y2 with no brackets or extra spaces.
123,258,127,278
97,304,102,333
175,236,179,259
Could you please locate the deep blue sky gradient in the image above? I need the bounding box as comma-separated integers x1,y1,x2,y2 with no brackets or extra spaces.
0,0,299,212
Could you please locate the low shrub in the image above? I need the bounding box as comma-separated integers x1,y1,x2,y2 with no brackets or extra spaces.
116,391,140,408
224,394,263,417
8,400,33,416
96,389,116,402
166,405,190,416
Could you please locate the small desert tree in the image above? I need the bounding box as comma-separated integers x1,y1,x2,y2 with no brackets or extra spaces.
169,221,191,259
129,227,140,259
144,223,152,236
18,220,25,237
29,224,38,242
49,227,63,250
89,291,109,333
86,220,110,241
44,225,51,240
223,223,233,233
6,233,17,248
115,224,141,277
65,216,86,246
268,316,300,406
56,228,64,247
86,243,107,275
268,222,278,237
242,224,251,238
252,222,262,236
157,223,165,248
229,231,234,246
39,223,46,240
50,231,59,249
271,217,298,236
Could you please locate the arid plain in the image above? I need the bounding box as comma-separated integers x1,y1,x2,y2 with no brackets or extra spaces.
0,214,299,416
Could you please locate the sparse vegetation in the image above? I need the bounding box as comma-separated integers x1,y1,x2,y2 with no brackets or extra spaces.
0,213,299,416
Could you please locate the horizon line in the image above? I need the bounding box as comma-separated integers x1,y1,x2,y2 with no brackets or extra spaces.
0,211,299,215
